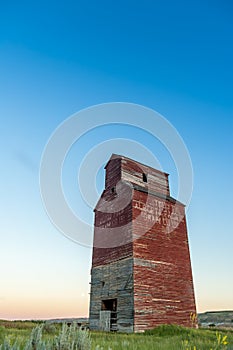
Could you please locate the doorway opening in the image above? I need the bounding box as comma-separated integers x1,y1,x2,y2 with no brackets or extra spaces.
100,298,117,331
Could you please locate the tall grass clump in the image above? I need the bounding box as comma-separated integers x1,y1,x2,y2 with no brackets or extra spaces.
52,323,91,350
0,323,91,350
182,330,229,350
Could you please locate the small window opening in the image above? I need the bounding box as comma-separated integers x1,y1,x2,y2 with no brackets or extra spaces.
101,281,105,287
143,173,147,182
111,187,115,193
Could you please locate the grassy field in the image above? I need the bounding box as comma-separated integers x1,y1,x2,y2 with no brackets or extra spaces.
0,320,233,349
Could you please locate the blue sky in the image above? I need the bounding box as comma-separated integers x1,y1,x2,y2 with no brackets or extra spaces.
0,0,232,319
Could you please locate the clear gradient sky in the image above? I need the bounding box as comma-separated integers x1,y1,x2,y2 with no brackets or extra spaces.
0,0,233,320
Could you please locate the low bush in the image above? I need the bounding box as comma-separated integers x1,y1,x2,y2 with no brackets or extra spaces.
0,323,91,350
144,324,192,337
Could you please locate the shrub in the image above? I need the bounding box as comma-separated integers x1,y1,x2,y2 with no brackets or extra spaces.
52,322,91,350
144,324,192,337
0,323,91,350
24,324,44,350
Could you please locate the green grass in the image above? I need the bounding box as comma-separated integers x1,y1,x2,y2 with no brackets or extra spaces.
0,321,233,350
91,325,233,350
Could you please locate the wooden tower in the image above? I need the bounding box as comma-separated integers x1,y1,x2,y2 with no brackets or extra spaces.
89,154,197,332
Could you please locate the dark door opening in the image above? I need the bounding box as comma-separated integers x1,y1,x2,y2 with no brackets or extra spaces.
101,299,117,331
101,298,117,311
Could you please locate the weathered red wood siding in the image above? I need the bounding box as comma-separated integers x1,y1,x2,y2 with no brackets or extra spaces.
132,190,196,330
